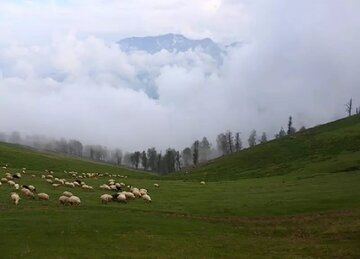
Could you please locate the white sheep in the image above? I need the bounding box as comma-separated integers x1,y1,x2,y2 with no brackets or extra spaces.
8,180,16,187
132,188,141,198
65,182,75,188
62,191,73,197
11,192,20,205
139,189,148,196
100,194,113,204
154,183,159,188
123,191,135,200
28,185,36,192
116,193,127,203
38,193,49,201
46,179,53,184
59,195,69,205
142,194,152,202
68,196,81,206
14,183,19,190
21,188,34,199
1,178,8,183
52,183,61,188
200,181,206,185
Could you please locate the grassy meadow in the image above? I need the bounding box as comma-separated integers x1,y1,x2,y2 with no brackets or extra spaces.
0,115,360,258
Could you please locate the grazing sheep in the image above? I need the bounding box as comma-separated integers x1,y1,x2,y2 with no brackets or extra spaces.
100,194,113,204
0,182,2,187
142,194,152,202
139,189,148,196
154,183,159,188
14,183,19,190
99,184,111,190
46,179,53,184
52,183,61,188
59,195,69,205
21,188,35,199
123,191,135,200
68,196,81,206
116,193,127,203
1,178,8,183
132,188,141,198
8,180,16,187
28,185,36,192
31,175,36,178
41,175,46,179
62,191,73,197
11,192,20,205
6,175,13,180
65,182,75,188
38,193,49,201
200,181,206,185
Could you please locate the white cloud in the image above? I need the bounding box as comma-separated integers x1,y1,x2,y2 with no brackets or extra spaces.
0,0,360,152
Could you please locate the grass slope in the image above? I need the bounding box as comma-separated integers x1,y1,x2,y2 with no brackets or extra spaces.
179,115,360,181
0,116,359,258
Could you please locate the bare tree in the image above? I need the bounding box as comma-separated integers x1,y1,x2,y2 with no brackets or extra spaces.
226,131,234,153
175,151,182,171
345,98,353,117
147,148,157,171
192,140,199,166
199,137,211,162
216,133,228,155
141,151,148,170
182,147,192,167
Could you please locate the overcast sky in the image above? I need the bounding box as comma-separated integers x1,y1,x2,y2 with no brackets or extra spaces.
1,0,360,151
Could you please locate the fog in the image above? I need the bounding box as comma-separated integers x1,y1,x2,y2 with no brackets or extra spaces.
1,0,360,152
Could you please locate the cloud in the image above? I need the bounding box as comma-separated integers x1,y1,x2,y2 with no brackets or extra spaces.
0,0,360,152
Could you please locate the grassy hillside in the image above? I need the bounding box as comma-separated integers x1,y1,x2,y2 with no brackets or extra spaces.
0,142,152,179
179,115,360,181
0,116,359,258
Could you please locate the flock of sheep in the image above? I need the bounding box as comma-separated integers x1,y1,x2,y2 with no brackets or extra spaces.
1,166,159,206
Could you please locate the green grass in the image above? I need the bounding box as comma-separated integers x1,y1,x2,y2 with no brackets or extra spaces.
0,115,360,258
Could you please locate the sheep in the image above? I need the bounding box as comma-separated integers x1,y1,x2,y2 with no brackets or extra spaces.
59,195,69,205
8,180,16,187
28,185,36,192
0,182,2,187
21,188,35,199
14,183,19,190
1,178,8,183
46,179,53,184
68,196,81,206
154,183,159,188
62,191,73,197
200,181,206,185
116,193,127,203
41,175,46,179
11,192,20,205
52,183,61,188
123,191,135,200
82,184,93,191
100,194,113,204
139,189,148,196
142,194,152,202
5,175,13,180
38,193,49,201
99,184,111,190
65,182,75,188
132,188,141,198
31,175,36,178
73,181,80,187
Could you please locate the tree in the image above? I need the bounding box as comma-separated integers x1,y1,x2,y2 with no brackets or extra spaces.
260,132,267,144
299,126,306,132
287,116,296,135
141,151,148,170
192,140,199,166
275,127,286,139
68,139,83,157
175,151,182,171
356,106,360,115
248,130,257,147
182,147,192,167
147,148,157,171
131,151,141,169
234,132,242,152
112,149,123,165
216,133,228,155
9,131,21,144
157,153,162,173
225,131,234,153
199,137,211,162
345,98,353,117
163,148,176,173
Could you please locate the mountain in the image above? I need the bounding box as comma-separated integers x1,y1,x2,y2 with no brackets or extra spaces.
118,33,226,63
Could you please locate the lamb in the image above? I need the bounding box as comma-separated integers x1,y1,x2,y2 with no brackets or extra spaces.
38,193,49,201
62,191,73,197
142,194,152,202
68,195,81,206
11,192,20,205
59,195,69,205
100,194,113,204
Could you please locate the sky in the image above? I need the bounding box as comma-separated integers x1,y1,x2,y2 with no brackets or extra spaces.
0,0,360,151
